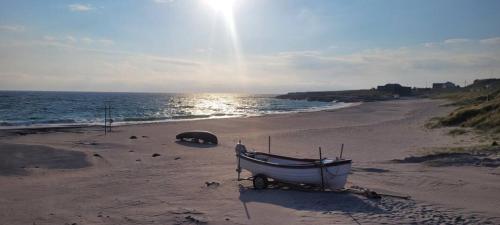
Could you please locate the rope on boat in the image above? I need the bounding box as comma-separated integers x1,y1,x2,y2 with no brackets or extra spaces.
347,186,411,200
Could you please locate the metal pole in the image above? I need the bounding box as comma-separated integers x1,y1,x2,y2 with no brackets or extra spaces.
319,147,325,191
237,154,241,181
268,136,271,154
104,105,107,135
108,104,112,132
237,140,242,181
340,143,344,159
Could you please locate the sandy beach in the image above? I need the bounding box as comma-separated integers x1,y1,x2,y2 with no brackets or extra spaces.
1,99,499,225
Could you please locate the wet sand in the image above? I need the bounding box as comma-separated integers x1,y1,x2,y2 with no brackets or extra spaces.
1,99,499,224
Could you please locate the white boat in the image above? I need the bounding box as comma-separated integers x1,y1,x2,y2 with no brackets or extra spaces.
235,143,352,190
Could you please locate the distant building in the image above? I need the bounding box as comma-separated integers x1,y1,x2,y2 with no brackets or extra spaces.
377,83,412,96
432,82,457,89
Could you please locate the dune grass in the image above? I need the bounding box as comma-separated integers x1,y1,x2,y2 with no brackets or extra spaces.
432,80,500,133
447,128,468,136
418,144,500,156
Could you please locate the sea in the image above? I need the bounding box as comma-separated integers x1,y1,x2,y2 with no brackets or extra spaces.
0,91,352,129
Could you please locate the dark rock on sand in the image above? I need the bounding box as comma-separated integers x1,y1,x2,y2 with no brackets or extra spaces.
129,136,137,139
205,181,220,187
152,153,161,157
185,215,208,224
16,131,29,136
77,141,98,146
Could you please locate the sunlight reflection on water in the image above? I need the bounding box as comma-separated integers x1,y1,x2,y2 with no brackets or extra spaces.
0,92,350,128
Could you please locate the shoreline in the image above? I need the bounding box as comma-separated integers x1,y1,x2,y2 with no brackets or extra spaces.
0,101,360,131
1,98,499,225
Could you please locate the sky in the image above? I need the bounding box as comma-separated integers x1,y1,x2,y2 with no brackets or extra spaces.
1,0,500,93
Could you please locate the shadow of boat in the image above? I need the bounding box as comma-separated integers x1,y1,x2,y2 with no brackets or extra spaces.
238,185,385,214
174,140,217,149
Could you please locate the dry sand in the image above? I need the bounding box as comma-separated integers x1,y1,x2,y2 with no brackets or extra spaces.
0,99,499,225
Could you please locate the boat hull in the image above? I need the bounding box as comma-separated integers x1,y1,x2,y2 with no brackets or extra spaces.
238,153,351,190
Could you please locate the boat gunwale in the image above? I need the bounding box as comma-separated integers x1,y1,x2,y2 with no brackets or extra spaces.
238,152,352,169
254,152,318,162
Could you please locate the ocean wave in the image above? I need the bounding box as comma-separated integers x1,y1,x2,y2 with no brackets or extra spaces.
0,92,360,129
178,105,195,108
0,119,77,126
43,119,77,124
171,115,211,120
211,113,235,117
123,117,168,122
0,121,13,126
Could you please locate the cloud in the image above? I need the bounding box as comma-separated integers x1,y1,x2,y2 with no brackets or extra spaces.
41,35,114,46
152,0,174,3
196,48,213,54
1,36,499,93
245,38,500,91
98,39,114,45
0,25,25,32
423,42,436,48
480,37,500,45
443,38,470,45
68,4,93,12
81,37,114,45
65,35,77,43
43,35,56,41
423,37,495,48
148,55,201,67
0,37,207,92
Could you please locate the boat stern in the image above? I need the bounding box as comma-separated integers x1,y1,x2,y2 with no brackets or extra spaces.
325,161,352,190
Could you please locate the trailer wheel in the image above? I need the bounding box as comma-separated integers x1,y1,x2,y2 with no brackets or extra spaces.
253,175,268,189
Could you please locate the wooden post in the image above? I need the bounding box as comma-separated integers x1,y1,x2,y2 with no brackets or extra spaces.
268,136,271,154
340,143,344,159
237,140,242,180
237,154,241,181
319,147,325,191
108,104,112,132
104,105,107,135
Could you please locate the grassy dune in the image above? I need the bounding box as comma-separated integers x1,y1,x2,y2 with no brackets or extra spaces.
432,79,500,133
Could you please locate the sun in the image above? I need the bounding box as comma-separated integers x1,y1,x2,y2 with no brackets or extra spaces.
203,0,244,77
205,0,235,15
